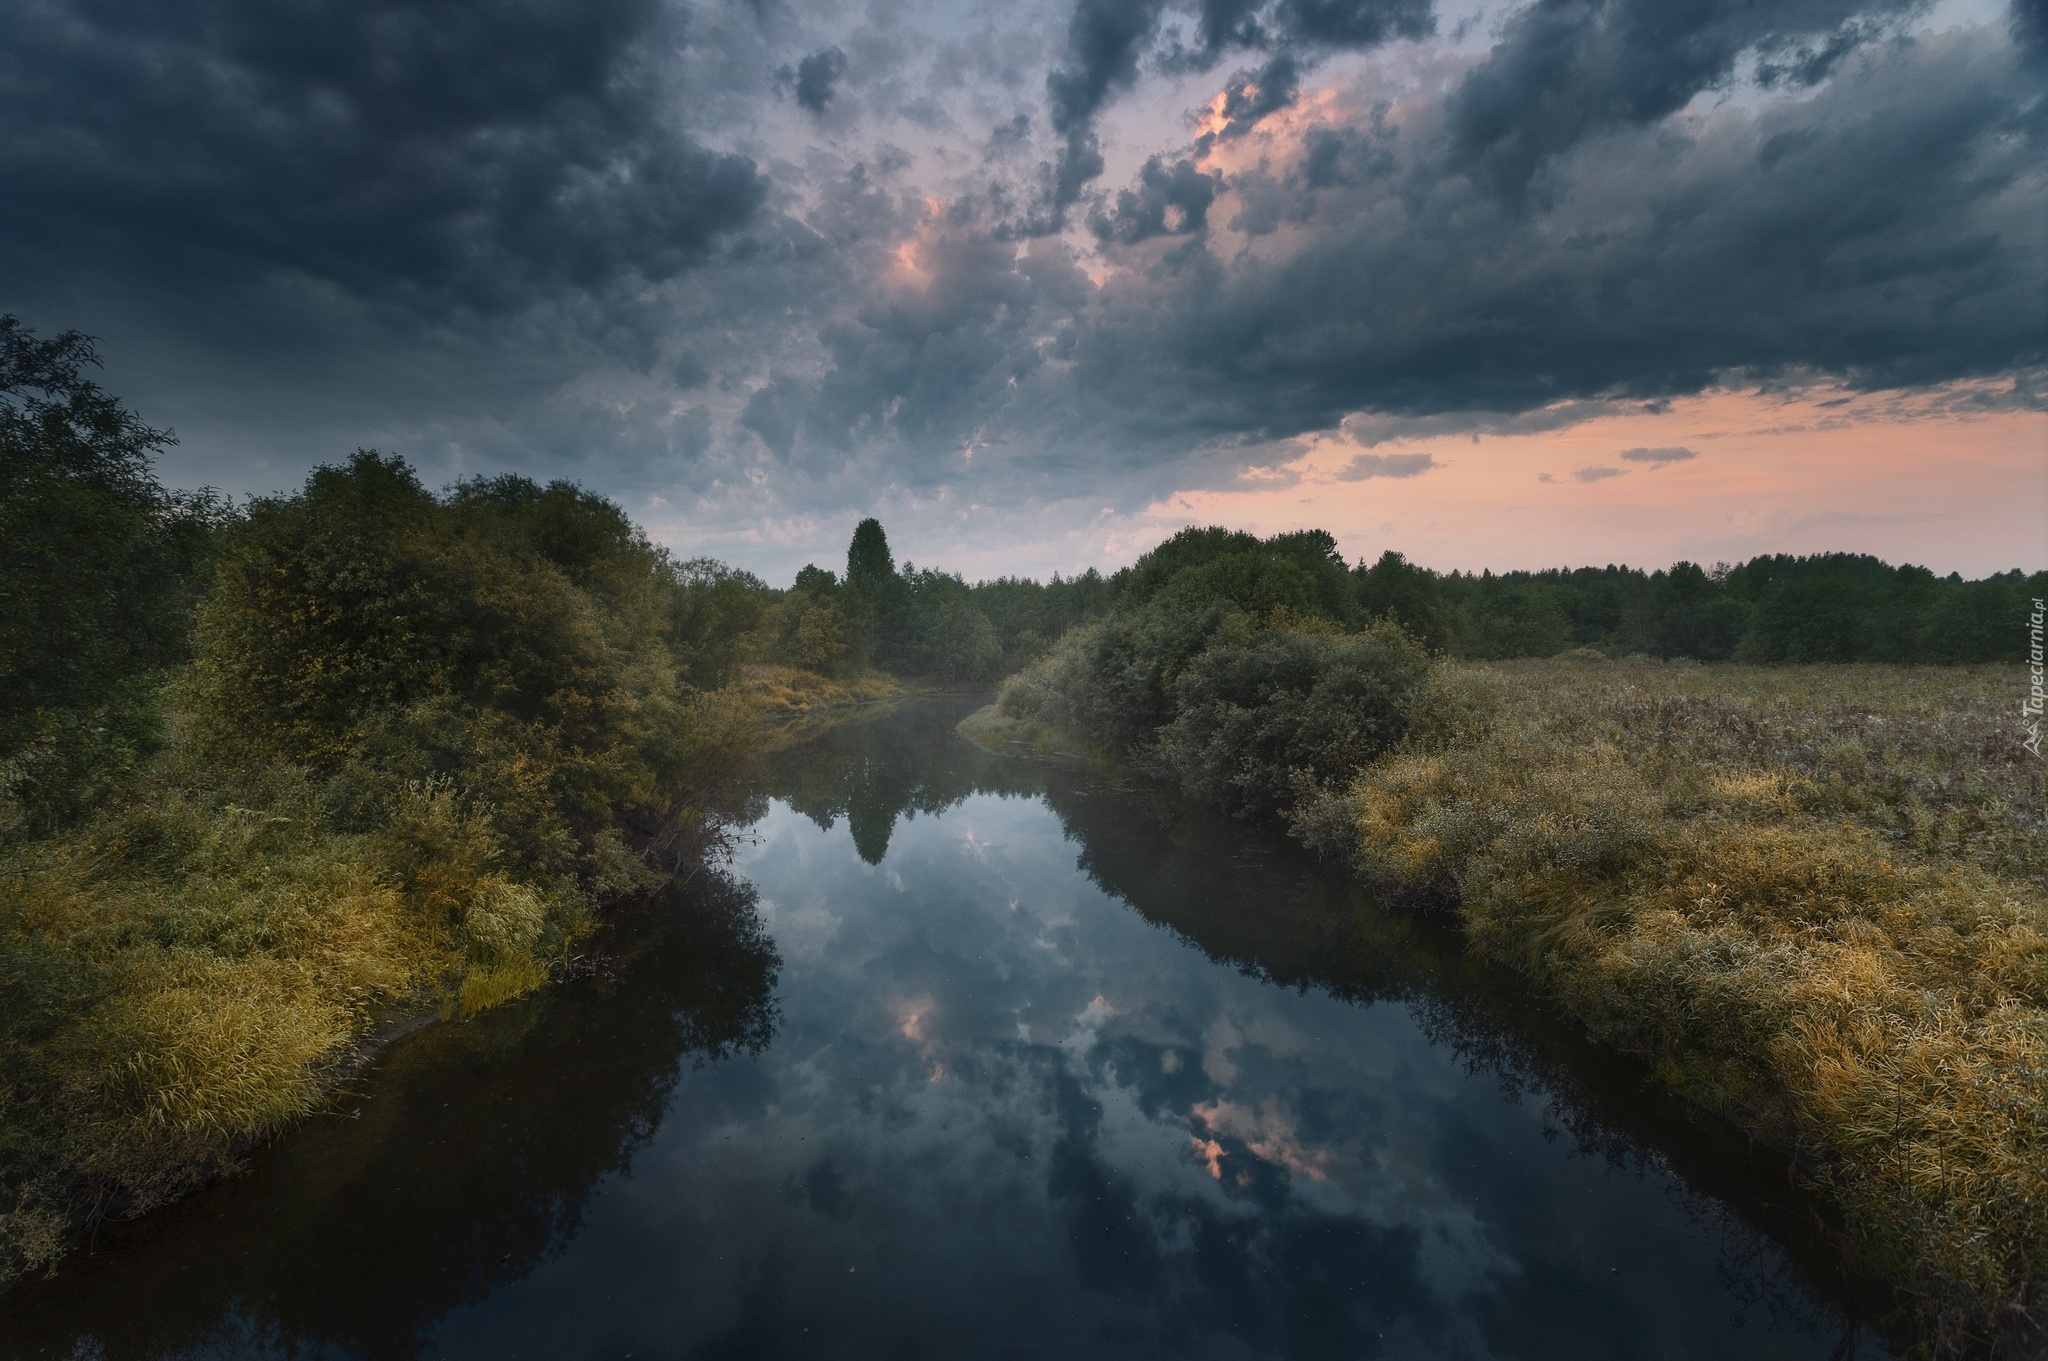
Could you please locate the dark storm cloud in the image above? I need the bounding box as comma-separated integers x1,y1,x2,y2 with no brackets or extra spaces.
1047,24,2045,461
1445,0,1922,201
768,223,1096,480
3,0,2042,552
794,47,851,114
1092,157,1223,242
1042,0,1432,214
0,0,765,320
1202,53,1304,143
700,13,2041,526
2015,0,2048,65
1273,0,1434,49
1045,0,1170,211
741,381,808,460
1337,451,1439,479
641,3,2046,531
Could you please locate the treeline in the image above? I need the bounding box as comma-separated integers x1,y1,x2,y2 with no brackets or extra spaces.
751,518,1113,683
0,319,764,1284
1361,551,2045,663
756,520,2042,685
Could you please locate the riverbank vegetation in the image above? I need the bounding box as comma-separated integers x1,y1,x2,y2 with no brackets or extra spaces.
0,322,763,1284
976,525,2047,1352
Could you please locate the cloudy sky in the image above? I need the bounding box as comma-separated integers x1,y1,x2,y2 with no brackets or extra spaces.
3,0,2043,582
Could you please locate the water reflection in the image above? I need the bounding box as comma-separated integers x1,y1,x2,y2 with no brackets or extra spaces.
0,876,778,1361
1,700,1903,1360
745,704,1901,1358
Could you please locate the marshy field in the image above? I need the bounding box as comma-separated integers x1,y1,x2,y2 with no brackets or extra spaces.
1313,659,2046,1351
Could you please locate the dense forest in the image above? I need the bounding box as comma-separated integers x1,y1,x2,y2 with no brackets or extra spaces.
757,525,2044,686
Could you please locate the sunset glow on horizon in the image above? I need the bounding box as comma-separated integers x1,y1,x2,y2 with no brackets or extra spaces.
1132,384,2048,579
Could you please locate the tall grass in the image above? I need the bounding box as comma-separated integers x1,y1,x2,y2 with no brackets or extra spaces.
1298,660,2045,1352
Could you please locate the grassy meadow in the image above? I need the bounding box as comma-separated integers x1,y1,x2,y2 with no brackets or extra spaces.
1296,658,2045,1351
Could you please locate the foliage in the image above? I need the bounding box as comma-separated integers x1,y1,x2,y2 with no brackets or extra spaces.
768,521,1013,685
1419,554,2045,663
1,443,767,1287
890,568,1003,683
1116,527,1356,620
842,517,907,664
666,558,770,689
967,569,1114,668
1353,551,1451,652
737,664,913,718
991,528,1423,815
0,316,229,830
754,566,858,676
1157,622,1430,819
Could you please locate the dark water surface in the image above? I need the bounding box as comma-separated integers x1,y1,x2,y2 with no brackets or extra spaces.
4,700,1905,1360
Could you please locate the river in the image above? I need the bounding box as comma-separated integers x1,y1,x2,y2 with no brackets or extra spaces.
0,699,1902,1360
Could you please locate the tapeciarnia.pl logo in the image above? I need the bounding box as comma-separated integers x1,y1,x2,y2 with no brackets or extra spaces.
2025,597,2044,757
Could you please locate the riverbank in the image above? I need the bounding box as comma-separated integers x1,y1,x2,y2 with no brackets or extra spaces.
979,651,2046,1353
955,706,1119,766
0,456,766,1289
1321,659,2043,1355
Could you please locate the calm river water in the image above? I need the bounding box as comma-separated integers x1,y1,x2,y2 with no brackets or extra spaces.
3,700,1903,1360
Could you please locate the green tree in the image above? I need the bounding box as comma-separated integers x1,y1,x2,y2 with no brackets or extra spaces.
845,518,896,597
762,567,856,674
189,451,759,885
895,568,1003,683
1354,550,1450,651
843,517,908,663
0,317,227,828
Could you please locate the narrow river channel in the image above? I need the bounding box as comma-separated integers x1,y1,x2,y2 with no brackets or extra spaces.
3,700,1903,1360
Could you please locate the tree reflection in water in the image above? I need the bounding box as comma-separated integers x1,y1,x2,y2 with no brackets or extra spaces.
1,700,1906,1360
763,700,1904,1355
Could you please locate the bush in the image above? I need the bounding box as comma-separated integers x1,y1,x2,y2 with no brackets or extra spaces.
1157,623,1429,818
995,600,1236,751
990,526,1432,819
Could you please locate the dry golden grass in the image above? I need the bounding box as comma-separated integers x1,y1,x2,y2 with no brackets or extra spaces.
0,770,439,1282
0,713,716,1282
738,663,918,719
1316,659,2047,1350
2,671,771,1286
